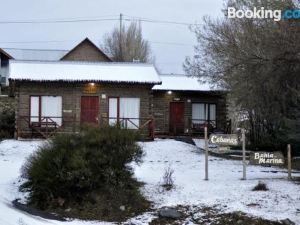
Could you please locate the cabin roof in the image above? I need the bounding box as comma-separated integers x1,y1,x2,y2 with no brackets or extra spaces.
152,74,224,92
1,48,68,61
9,60,161,84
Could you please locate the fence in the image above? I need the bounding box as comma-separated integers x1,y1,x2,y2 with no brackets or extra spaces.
17,115,76,138
188,118,231,135
17,115,155,139
101,116,155,139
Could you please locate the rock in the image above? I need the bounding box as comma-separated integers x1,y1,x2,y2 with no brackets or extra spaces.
120,205,126,211
281,218,295,225
237,220,243,225
158,207,181,219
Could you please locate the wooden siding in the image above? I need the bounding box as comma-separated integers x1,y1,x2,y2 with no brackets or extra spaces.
152,90,227,134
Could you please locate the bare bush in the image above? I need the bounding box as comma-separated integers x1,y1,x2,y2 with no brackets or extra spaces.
162,165,174,191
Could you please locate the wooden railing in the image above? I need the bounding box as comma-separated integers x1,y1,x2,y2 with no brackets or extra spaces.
188,118,216,135
188,118,232,135
101,116,155,139
17,116,76,138
17,115,155,139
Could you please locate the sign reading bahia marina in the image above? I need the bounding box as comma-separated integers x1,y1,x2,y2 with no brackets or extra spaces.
250,152,285,165
209,134,239,146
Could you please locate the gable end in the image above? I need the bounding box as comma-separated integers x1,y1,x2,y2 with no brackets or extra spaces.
60,38,112,62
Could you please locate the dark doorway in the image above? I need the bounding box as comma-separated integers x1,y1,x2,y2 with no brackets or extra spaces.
169,102,184,135
81,96,99,125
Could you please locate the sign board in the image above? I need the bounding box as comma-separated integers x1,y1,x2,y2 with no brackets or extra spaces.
209,134,239,146
249,152,285,165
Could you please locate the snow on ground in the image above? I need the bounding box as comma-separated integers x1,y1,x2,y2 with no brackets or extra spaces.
133,139,300,224
0,139,299,225
0,140,113,225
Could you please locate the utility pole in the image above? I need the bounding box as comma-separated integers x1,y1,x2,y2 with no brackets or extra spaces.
119,13,123,60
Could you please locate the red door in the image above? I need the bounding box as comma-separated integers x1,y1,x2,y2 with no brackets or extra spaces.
169,102,184,135
81,96,99,125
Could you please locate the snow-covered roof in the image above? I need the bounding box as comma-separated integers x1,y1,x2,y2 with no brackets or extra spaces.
9,60,161,84
152,74,223,91
2,48,68,61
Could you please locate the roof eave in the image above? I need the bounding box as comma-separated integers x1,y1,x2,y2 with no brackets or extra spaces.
152,89,226,92
0,48,14,59
9,78,162,85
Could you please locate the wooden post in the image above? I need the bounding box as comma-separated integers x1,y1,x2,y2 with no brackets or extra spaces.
287,144,292,180
188,117,191,136
149,117,155,140
242,129,246,180
204,125,208,180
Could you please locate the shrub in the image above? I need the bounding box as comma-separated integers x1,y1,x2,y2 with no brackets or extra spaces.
20,126,146,217
161,165,174,191
252,181,268,191
0,109,15,139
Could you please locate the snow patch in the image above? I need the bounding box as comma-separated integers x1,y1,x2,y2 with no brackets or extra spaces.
0,139,299,225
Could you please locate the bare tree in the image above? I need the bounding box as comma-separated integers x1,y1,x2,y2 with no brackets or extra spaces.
103,22,152,62
184,0,300,151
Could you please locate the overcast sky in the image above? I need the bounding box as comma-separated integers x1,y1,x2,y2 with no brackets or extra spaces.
0,0,225,74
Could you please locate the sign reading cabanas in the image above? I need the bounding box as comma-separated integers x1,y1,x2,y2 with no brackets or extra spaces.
250,152,284,165
209,134,239,146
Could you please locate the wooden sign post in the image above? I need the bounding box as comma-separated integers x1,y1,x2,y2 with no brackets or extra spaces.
250,152,284,165
209,134,239,146
242,129,246,180
204,126,208,180
207,132,240,180
287,144,292,180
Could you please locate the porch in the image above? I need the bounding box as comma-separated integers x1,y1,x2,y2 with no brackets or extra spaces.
16,115,155,140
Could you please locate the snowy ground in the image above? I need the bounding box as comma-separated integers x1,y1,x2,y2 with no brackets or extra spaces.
0,139,299,225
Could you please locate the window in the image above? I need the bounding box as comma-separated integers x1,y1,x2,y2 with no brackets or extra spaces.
108,97,140,129
109,98,118,125
30,96,62,126
192,103,205,122
192,103,216,127
209,104,216,122
30,97,40,123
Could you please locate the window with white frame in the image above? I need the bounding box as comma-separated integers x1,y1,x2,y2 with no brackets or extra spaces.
30,96,62,126
108,98,118,126
108,97,140,129
192,103,216,127
30,96,40,123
